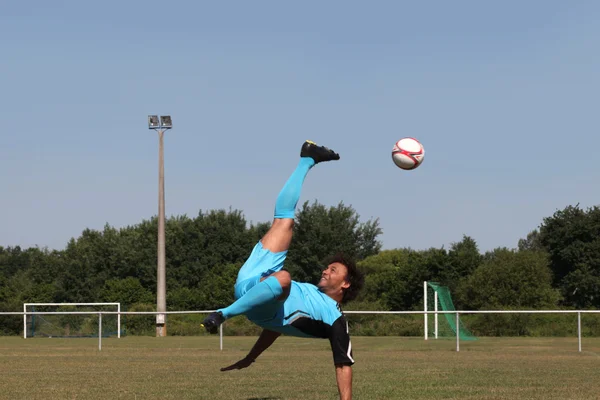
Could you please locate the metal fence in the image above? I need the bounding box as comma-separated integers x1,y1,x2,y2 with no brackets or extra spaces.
1,309,599,352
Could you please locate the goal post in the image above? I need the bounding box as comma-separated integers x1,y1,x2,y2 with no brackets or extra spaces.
424,281,476,341
23,303,121,339
423,281,440,340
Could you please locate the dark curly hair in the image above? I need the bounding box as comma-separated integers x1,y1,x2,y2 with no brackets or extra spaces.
323,253,365,304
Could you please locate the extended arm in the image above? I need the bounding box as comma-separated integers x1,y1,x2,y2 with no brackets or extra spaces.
221,329,281,371
329,316,355,399
246,329,281,360
335,364,352,400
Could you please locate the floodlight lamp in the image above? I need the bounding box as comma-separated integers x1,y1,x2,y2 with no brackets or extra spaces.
148,115,160,129
160,116,172,128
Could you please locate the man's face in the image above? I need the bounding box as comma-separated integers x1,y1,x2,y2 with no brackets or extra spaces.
317,262,350,294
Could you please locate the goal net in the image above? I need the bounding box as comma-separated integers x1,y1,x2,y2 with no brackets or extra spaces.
424,281,476,341
23,303,122,338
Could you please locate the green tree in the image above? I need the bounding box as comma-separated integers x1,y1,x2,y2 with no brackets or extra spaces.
445,236,481,292
1,200,383,335
197,263,239,309
559,266,600,309
538,204,600,308
0,246,30,278
167,287,202,311
518,229,544,252
164,209,260,290
358,249,412,309
100,277,154,306
457,248,560,310
358,249,436,311
287,201,382,282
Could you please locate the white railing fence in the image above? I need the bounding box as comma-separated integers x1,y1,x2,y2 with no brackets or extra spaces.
23,303,121,339
1,309,598,352
344,309,600,352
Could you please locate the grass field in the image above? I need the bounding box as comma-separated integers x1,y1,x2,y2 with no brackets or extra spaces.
1,335,599,399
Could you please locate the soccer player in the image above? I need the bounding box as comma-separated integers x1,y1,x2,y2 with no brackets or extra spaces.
202,140,364,400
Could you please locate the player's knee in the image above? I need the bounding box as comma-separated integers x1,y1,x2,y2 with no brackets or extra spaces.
273,270,292,290
271,218,294,230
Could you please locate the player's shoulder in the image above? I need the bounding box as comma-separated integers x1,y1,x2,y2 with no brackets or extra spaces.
292,281,317,289
292,281,327,297
293,282,343,313
332,304,347,323
331,313,349,330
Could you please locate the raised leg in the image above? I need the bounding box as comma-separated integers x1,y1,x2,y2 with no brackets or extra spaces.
202,141,340,334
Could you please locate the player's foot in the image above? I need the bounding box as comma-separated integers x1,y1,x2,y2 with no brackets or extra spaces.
201,311,225,334
300,140,340,164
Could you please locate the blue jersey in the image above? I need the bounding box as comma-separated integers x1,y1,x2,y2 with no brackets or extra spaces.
233,242,354,366
247,281,354,366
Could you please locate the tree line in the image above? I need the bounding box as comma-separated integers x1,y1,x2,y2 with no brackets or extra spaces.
1,201,599,336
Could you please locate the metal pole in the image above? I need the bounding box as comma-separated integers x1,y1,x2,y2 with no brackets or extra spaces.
23,304,27,339
220,323,223,351
99,313,102,351
578,311,581,352
456,312,460,352
434,291,438,339
156,129,167,337
424,281,428,340
117,303,121,339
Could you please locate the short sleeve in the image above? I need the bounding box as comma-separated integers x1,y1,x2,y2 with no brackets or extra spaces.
329,315,354,366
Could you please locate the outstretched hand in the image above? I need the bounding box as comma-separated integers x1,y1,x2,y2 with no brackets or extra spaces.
220,357,255,372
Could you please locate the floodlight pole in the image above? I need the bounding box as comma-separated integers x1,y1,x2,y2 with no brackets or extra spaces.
157,128,166,337
148,115,172,337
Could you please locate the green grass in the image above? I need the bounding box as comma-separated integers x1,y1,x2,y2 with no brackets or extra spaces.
1,336,599,399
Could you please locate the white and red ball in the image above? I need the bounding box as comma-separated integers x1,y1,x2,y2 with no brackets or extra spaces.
392,138,425,170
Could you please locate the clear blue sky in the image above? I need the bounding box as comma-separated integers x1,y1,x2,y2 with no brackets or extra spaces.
1,1,599,253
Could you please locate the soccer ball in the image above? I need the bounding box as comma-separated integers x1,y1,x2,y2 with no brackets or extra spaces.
392,138,425,170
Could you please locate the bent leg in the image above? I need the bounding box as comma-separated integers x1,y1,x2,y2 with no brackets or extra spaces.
217,142,338,321
219,275,285,319
260,270,292,300
234,155,314,287
260,156,315,253
219,270,292,320
219,158,314,319
231,219,293,307
260,219,294,253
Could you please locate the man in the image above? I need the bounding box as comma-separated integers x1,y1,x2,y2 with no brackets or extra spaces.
202,140,364,400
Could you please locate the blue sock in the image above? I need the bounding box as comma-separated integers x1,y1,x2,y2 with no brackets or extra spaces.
218,276,283,319
274,157,315,219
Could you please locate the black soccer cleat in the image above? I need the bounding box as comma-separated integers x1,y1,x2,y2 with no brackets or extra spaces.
202,311,225,334
300,140,340,164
